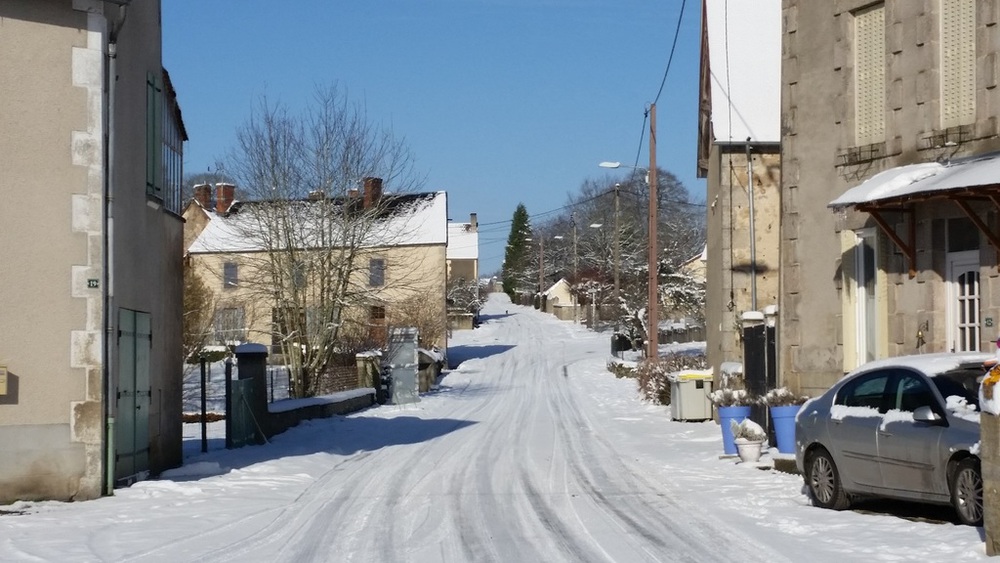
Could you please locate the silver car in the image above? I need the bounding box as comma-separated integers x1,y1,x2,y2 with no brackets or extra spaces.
795,352,990,525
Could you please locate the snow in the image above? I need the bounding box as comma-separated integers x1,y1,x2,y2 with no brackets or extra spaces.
830,404,882,420
880,409,915,429
948,395,981,423
267,388,375,413
188,191,448,254
0,294,990,561
446,221,478,260
829,152,1000,208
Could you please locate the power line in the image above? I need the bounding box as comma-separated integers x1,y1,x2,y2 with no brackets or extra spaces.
652,0,689,106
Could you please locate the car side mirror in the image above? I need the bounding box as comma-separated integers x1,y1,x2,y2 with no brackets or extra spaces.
913,405,943,424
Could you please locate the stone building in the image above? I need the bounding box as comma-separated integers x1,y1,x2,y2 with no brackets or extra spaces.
0,0,186,501
782,0,1000,393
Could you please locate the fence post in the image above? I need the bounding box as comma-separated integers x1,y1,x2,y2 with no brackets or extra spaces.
199,354,208,453
224,358,233,449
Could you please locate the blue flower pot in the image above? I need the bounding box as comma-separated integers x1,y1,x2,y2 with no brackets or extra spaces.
770,405,801,454
718,405,752,455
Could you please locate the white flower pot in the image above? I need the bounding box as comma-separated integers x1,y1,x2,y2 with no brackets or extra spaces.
734,438,764,463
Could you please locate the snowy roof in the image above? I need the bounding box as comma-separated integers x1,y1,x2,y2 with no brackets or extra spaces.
447,222,479,260
188,191,448,254
542,278,570,296
706,0,781,144
829,153,1000,208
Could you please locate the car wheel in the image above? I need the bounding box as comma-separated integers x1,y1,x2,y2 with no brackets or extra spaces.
950,457,983,526
806,448,850,510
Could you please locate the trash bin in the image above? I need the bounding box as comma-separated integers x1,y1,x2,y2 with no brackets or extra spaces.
670,370,714,421
610,333,629,355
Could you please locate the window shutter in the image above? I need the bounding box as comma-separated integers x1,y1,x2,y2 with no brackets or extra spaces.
941,0,976,128
145,73,163,199
854,4,886,146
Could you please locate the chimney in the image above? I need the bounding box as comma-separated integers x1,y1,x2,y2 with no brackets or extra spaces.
363,177,383,209
216,183,235,213
193,183,211,208
348,188,359,199
469,212,478,231
308,190,324,201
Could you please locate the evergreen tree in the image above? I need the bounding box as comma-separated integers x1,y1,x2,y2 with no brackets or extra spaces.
501,203,533,298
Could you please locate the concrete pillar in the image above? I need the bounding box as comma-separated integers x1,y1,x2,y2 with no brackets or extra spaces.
983,410,1000,555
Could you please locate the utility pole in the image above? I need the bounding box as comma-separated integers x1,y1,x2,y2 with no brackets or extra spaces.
538,237,544,294
647,103,658,360
613,183,620,317
572,212,579,323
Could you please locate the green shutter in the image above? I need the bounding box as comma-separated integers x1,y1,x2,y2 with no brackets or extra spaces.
146,73,163,199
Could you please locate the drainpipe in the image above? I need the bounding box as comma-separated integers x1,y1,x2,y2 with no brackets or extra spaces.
103,5,127,496
746,139,757,312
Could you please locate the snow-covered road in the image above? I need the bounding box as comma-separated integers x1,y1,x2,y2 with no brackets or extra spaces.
0,293,989,561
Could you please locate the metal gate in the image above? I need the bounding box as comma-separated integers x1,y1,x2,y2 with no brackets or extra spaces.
387,327,419,405
224,357,260,449
227,377,258,449
115,309,151,485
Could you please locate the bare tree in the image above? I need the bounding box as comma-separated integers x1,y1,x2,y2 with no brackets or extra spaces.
216,85,433,398
182,258,217,361
535,167,706,341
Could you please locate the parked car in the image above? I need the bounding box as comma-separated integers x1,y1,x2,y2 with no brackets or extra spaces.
795,352,990,525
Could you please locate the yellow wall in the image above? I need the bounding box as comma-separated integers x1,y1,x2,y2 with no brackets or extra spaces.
191,243,449,353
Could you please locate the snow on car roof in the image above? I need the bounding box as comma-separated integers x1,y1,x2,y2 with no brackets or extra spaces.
849,352,992,377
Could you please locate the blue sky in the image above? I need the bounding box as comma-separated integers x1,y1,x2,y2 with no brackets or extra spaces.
162,0,704,275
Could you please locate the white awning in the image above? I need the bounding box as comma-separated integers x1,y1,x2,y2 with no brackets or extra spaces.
828,152,1000,209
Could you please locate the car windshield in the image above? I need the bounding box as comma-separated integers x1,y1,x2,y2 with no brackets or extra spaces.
932,367,983,409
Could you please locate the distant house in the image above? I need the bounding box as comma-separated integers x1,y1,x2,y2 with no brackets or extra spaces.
446,213,480,329
0,0,186,502
447,213,479,286
184,179,449,359
679,246,707,284
541,279,576,321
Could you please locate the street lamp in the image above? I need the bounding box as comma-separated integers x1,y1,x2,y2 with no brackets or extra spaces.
600,101,659,359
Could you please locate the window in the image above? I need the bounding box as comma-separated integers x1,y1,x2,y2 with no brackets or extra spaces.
162,85,184,214
223,262,238,288
836,371,890,412
369,305,387,344
369,258,385,287
854,3,886,146
948,256,981,352
933,368,982,409
213,307,246,345
892,372,935,412
292,261,307,289
941,0,976,128
271,307,305,354
147,71,185,214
